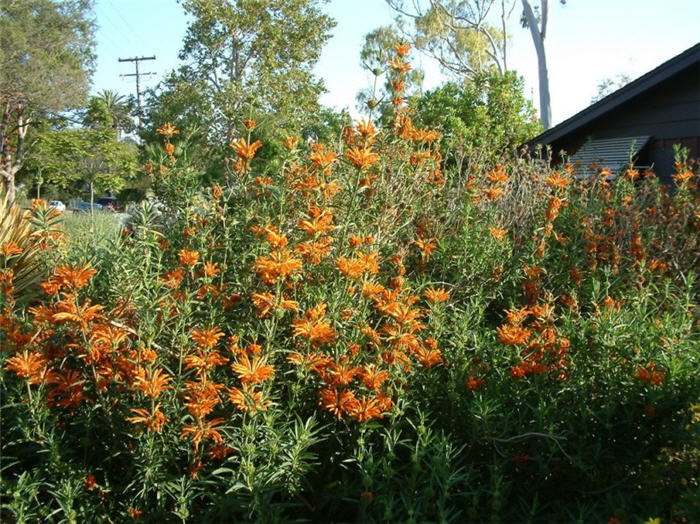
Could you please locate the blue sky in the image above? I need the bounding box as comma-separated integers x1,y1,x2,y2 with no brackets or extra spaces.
93,0,699,126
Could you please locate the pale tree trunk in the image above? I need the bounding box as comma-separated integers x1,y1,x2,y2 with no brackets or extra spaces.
521,0,552,130
0,102,30,205
90,179,95,233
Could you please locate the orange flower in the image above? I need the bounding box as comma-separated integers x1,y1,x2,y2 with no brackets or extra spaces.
490,227,508,241
298,207,334,235
292,315,337,347
485,165,509,185
345,145,380,170
180,417,226,452
483,187,505,201
356,118,378,142
394,42,411,57
545,197,563,222
295,236,333,265
243,119,256,129
545,172,571,191
191,327,225,349
672,170,693,185
466,375,485,390
182,380,223,418
336,251,380,278
227,384,270,413
496,325,531,346
282,135,299,149
308,146,338,170
211,184,224,200
134,368,173,398
4,350,48,385
251,291,298,318
47,369,85,408
50,264,97,290
231,353,275,384
263,226,288,248
156,123,179,138
505,306,530,326
183,349,228,377
414,339,443,368
318,387,359,419
254,248,303,284
178,249,199,267
388,57,411,74
125,405,169,433
230,138,263,160
347,395,384,422
30,198,46,211
360,365,389,391
85,474,96,490
160,268,185,289
0,242,22,258
202,261,220,277
291,304,337,346
52,300,104,330
424,286,450,303
413,238,437,261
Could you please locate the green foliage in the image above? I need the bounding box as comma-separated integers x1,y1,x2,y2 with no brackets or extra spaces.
416,71,541,163
356,26,425,120
0,0,96,201
0,0,95,112
143,0,336,151
388,0,507,78
83,90,135,134
23,128,138,196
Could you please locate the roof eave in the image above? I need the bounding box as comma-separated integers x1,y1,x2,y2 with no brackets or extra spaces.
526,43,700,147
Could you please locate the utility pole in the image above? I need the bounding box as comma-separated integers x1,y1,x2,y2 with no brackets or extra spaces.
118,56,156,132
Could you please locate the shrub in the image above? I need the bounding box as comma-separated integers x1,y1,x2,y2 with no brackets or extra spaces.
2,45,699,522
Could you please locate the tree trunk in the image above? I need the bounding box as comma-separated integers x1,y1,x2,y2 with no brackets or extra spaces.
1,166,17,205
521,0,552,130
90,180,95,232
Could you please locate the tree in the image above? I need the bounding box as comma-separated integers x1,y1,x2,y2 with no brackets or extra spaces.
416,71,540,164
387,0,564,130
385,0,514,79
23,128,138,212
591,72,632,103
356,26,424,119
0,0,95,203
84,90,135,135
145,0,335,150
519,0,561,130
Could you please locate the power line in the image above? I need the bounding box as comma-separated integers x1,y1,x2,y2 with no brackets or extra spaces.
119,56,156,132
105,0,142,47
98,2,138,49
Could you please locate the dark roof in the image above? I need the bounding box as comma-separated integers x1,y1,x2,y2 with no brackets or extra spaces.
527,42,700,146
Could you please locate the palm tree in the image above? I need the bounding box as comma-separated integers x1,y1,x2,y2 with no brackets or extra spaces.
84,90,135,136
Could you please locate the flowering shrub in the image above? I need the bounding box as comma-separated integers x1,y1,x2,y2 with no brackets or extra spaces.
2,45,699,522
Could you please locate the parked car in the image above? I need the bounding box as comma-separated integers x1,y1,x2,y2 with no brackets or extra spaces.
76,202,103,212
97,197,119,211
48,200,66,212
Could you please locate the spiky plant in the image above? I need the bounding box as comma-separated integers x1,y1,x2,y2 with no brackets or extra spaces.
0,191,62,303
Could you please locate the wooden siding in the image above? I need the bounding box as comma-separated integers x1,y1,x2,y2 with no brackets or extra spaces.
548,63,699,183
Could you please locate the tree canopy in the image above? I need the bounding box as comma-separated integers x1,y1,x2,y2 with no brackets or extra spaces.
0,0,95,201
23,128,138,198
144,0,336,151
